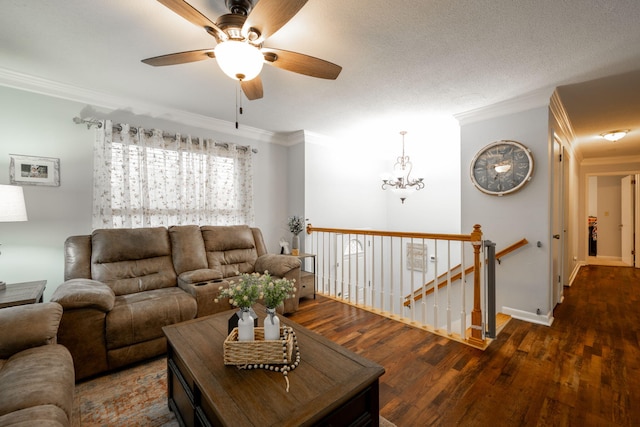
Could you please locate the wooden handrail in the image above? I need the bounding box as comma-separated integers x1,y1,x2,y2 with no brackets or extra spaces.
306,224,476,243
496,238,529,263
403,238,529,306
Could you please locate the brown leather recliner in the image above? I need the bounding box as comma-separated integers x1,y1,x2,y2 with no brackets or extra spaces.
51,225,301,381
0,302,75,426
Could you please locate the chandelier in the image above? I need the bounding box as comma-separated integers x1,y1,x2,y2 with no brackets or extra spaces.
381,131,425,203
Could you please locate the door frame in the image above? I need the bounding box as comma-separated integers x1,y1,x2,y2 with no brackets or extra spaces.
584,171,640,267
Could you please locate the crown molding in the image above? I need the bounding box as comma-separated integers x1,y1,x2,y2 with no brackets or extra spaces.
580,154,640,167
0,67,290,145
454,86,555,125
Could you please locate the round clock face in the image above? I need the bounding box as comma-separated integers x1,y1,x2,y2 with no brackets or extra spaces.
470,140,534,196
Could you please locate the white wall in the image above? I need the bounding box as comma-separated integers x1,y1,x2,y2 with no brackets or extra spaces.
303,132,388,231
0,85,290,300
302,118,461,236
460,107,552,318
384,118,462,234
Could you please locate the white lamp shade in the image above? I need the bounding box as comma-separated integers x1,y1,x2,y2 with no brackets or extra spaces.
214,41,264,81
0,184,28,222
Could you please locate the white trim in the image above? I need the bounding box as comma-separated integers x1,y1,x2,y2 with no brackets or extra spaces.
0,67,290,145
454,87,554,125
581,155,640,167
502,306,554,326
567,262,585,286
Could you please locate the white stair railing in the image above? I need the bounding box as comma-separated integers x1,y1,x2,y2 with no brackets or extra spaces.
305,224,487,347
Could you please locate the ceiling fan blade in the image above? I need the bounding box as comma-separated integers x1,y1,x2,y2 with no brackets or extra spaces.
261,48,342,79
142,49,215,66
241,76,264,100
157,0,226,40
242,0,308,41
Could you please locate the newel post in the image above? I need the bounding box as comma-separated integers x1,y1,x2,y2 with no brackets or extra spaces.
469,224,484,346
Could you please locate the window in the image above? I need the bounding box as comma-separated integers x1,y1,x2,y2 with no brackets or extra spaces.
93,121,254,228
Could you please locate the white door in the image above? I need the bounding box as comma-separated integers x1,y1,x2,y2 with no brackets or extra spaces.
621,175,634,266
551,139,563,306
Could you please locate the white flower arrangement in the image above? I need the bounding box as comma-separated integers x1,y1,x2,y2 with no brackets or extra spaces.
214,271,296,310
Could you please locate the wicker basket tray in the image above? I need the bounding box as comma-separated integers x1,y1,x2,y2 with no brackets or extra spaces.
224,326,294,366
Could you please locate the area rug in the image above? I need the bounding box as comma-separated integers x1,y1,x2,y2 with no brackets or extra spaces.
73,357,396,426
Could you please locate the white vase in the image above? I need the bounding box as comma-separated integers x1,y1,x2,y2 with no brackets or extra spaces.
291,235,300,256
264,308,281,340
237,309,255,341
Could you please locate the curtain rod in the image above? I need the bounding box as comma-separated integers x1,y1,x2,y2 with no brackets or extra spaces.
72,117,258,154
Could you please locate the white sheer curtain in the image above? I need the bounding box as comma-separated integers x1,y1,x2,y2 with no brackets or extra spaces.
93,120,254,229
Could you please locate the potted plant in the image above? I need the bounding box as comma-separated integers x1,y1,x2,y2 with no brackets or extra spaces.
260,271,296,340
216,273,262,341
287,215,305,256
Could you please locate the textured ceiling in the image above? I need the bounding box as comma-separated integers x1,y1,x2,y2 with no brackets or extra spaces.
1,0,640,158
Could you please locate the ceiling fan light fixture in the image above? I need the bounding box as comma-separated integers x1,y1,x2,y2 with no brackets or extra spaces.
214,40,264,81
601,130,629,142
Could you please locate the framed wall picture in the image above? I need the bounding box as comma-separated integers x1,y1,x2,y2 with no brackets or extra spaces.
406,242,427,272
9,154,60,187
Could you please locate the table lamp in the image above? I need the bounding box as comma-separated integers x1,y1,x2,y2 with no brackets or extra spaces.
0,184,28,290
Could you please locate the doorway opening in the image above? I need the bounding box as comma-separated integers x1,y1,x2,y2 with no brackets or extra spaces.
586,173,639,267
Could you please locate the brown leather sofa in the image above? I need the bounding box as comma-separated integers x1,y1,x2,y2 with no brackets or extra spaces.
50,224,301,380
0,302,75,426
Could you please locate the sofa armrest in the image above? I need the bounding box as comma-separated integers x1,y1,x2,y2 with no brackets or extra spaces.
254,254,301,277
254,254,301,314
50,278,115,312
177,268,223,286
178,276,232,317
0,302,63,358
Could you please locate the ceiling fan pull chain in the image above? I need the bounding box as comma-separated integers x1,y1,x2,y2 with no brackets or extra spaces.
235,81,240,129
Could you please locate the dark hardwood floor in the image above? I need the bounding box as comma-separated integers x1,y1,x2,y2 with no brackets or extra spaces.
287,265,640,426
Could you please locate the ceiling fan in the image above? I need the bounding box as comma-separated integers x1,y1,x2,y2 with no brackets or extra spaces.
142,0,342,100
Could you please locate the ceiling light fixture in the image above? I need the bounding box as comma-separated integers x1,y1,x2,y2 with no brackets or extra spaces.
601,130,629,142
381,131,425,204
214,40,264,81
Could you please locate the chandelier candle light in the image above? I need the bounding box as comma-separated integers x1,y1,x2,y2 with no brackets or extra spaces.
381,131,425,203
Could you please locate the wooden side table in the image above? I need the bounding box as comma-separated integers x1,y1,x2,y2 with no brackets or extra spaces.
297,252,316,299
0,280,47,309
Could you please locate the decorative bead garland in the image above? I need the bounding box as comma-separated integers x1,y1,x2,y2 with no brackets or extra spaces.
238,326,301,392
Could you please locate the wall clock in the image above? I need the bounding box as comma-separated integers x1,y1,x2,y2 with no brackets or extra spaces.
470,140,534,196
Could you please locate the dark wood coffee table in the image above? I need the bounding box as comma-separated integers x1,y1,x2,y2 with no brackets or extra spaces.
163,305,385,427
0,280,46,309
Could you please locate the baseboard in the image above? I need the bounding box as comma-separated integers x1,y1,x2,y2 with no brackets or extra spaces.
567,262,585,286
501,306,554,326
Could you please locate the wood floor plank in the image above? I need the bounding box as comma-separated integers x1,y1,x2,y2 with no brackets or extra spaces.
288,265,640,426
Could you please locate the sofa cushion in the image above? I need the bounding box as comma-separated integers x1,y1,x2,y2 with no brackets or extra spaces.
0,303,62,359
169,225,208,274
0,404,69,427
201,225,258,278
90,227,177,295
105,288,197,350
0,345,74,420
